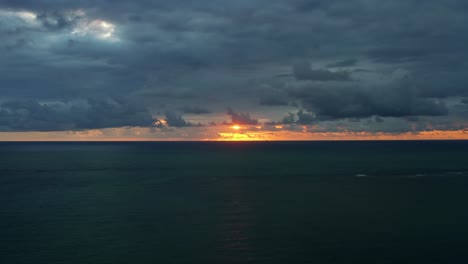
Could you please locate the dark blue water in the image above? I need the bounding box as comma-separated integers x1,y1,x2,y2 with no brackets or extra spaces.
1,141,468,263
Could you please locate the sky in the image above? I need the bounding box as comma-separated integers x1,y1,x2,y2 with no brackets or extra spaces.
0,0,467,141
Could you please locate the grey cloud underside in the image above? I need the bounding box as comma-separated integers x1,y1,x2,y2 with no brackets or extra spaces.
0,99,154,131
180,106,211,114
293,61,351,81
288,83,449,121
160,111,199,127
268,110,317,125
227,108,258,125
327,59,357,68
259,97,289,106
0,0,468,132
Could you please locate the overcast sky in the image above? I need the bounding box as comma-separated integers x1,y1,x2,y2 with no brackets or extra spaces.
0,0,467,140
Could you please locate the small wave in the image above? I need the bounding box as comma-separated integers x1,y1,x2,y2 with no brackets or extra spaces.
445,171,464,175
355,173,368,177
0,166,172,174
408,171,467,178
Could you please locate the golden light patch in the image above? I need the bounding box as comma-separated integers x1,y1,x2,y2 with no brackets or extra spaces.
231,125,241,130
217,132,271,141
154,119,167,126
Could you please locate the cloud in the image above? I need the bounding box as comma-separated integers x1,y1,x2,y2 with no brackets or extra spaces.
269,110,317,125
162,111,194,127
256,83,290,106
181,106,211,114
296,109,317,124
36,10,83,31
280,112,296,124
259,97,289,106
0,98,154,131
227,108,258,125
293,61,351,81
367,48,428,62
0,0,468,135
327,59,357,68
289,83,449,120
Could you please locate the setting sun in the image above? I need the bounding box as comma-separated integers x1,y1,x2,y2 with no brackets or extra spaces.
231,125,241,130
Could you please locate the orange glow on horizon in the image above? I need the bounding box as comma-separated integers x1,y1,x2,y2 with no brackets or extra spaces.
216,129,468,142
217,132,270,141
0,128,466,142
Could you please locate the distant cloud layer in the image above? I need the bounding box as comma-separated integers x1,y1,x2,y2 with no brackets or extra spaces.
0,0,467,135
0,99,154,131
227,108,259,125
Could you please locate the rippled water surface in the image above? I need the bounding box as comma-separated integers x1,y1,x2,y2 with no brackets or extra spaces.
1,141,468,263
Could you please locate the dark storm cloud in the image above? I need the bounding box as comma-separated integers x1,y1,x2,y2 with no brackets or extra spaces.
258,85,289,106
162,112,194,127
259,97,289,106
181,106,211,115
293,61,351,81
268,110,317,125
289,84,449,121
327,59,357,68
367,48,429,62
0,0,467,133
36,10,82,31
227,108,258,125
4,38,30,51
296,109,317,124
0,99,154,131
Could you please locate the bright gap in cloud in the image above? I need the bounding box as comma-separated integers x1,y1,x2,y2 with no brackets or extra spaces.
0,8,118,42
72,19,118,41
0,9,39,26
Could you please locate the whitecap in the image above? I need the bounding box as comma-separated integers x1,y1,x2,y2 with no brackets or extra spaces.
355,173,368,177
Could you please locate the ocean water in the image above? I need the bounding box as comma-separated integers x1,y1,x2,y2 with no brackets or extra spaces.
1,141,468,264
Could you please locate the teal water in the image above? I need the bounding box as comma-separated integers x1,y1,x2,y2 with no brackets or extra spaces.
1,141,468,263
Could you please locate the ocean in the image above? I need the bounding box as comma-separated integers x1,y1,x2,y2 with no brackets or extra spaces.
1,141,467,263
